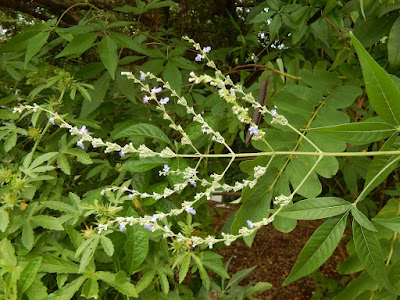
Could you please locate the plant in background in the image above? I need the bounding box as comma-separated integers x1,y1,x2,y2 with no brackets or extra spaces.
2,1,400,299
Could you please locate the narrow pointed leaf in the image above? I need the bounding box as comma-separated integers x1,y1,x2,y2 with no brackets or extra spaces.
277,197,351,220
98,35,118,79
350,32,400,126
352,221,395,293
179,254,191,283
56,33,97,58
283,214,347,286
373,217,400,233
47,276,86,300
25,31,50,68
18,257,42,294
307,120,396,145
95,271,138,297
112,123,171,144
351,206,377,232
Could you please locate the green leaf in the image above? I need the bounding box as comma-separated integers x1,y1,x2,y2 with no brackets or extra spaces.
136,271,155,293
25,31,50,68
226,266,257,290
22,222,34,250
124,223,149,274
179,254,191,283
81,278,99,299
29,152,58,169
31,215,64,230
57,154,71,175
98,35,118,80
162,62,182,95
112,123,171,144
101,235,114,256
0,238,17,266
245,282,273,297
159,272,169,294
123,157,169,173
283,214,347,286
95,271,138,297
18,257,42,294
388,16,400,69
307,119,396,145
373,216,400,233
4,131,17,152
192,254,210,290
200,252,229,279
0,208,9,232
352,221,394,292
79,72,110,118
56,33,98,58
77,236,100,273
277,197,351,220
331,272,375,300
47,276,86,300
350,32,400,126
40,254,79,274
351,206,377,232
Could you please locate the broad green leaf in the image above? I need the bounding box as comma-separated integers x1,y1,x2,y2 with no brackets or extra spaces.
80,72,110,118
352,221,394,292
56,33,98,58
57,154,70,175
277,197,351,220
362,135,400,201
136,271,155,293
98,35,118,79
287,156,322,198
273,215,297,233
25,31,50,68
112,123,171,144
179,254,191,283
40,254,79,274
101,235,114,256
81,278,99,299
31,215,64,230
307,120,396,145
0,208,9,232
95,271,138,297
22,222,34,250
162,62,182,95
350,32,400,126
124,223,149,274
388,16,400,69
25,279,48,300
4,131,17,152
47,276,86,300
123,157,168,173
77,236,100,273
18,256,42,294
373,217,400,233
351,206,377,232
0,238,17,266
283,214,347,286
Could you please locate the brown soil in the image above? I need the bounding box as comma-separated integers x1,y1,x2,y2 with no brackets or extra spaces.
209,201,349,300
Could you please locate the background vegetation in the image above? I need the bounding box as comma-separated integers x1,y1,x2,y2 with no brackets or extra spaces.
1,0,400,299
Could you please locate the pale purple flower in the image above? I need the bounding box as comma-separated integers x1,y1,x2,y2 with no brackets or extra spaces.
151,87,162,94
186,207,196,215
189,179,197,187
195,54,204,62
248,125,259,136
119,223,127,232
79,125,88,135
144,223,154,232
49,117,55,125
160,97,169,105
76,140,84,149
203,46,211,53
140,73,146,82
229,88,235,96
150,214,159,222
143,95,150,104
128,194,134,200
270,109,277,116
163,164,170,173
119,150,126,157
247,220,255,228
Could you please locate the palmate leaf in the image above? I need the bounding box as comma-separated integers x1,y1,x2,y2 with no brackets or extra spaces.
350,32,400,126
283,213,347,286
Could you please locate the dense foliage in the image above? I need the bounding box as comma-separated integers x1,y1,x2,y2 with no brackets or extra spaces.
2,0,400,299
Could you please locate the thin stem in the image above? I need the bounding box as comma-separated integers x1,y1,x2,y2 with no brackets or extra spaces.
231,64,301,81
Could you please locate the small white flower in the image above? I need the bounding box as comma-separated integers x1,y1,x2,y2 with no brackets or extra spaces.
150,214,159,222
203,46,211,53
151,87,162,94
143,95,150,103
119,150,126,157
188,179,197,187
119,223,127,232
247,220,255,228
143,223,154,232
270,109,277,116
186,207,196,215
195,54,204,62
140,72,146,81
49,117,55,125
